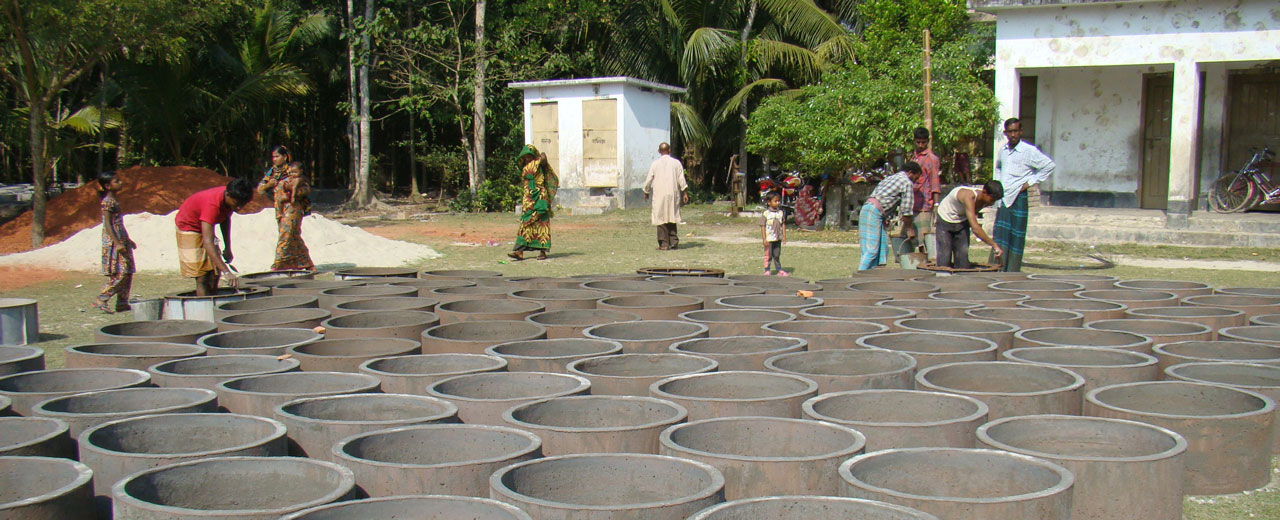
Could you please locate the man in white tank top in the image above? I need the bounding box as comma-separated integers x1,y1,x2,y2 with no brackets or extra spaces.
935,180,1005,269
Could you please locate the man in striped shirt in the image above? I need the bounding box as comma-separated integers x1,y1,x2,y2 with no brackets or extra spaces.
858,161,923,271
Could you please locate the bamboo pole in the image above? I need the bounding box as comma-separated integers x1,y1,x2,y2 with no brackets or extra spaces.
923,29,933,148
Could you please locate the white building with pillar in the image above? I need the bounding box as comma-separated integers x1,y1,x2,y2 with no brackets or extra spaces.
971,0,1280,226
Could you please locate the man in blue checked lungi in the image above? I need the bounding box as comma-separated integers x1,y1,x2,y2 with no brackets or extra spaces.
992,118,1056,272
858,161,923,271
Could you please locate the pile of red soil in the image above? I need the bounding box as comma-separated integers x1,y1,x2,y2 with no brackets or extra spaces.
0,166,267,255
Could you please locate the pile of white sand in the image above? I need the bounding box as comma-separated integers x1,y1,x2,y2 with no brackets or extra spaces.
0,210,440,273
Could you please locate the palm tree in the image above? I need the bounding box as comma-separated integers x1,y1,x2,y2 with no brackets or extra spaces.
603,0,855,187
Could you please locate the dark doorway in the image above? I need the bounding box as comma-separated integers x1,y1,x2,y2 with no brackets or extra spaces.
1140,74,1174,210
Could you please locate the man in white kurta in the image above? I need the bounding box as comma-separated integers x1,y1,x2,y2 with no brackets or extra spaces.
643,143,689,250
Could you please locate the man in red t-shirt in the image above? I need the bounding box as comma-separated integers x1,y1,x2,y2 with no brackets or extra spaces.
174,178,254,295
901,126,942,262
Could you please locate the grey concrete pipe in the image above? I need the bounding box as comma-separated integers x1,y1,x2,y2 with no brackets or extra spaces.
572,273,652,281
331,296,438,317
893,318,1019,353
929,290,1028,308
1217,287,1280,297
213,295,318,321
1114,279,1213,299
215,308,331,332
713,294,822,312
95,320,217,344
729,274,794,284
162,287,269,322
816,277,872,290
63,342,206,371
927,275,999,293
110,456,354,519
1153,340,1280,373
275,393,458,461
1084,381,1275,495
670,336,807,371
567,353,718,396
649,371,818,421
813,290,893,306
1164,361,1280,451
216,371,381,417
659,416,865,500
525,309,641,339
0,368,150,416
583,320,708,354
0,417,72,458
358,353,507,394
689,495,940,520
1219,325,1280,346
430,286,516,304
489,453,725,520
197,327,322,356
580,280,672,298
989,280,1086,300
1085,319,1213,347
320,310,439,340
1003,347,1159,395
977,414,1185,520
766,349,915,394
485,338,623,373
964,308,1084,330
317,285,417,310
511,288,608,311
0,345,44,376
879,299,981,319
281,495,533,520
732,280,822,296
1254,314,1280,326
333,423,540,497
678,309,795,337
79,412,287,497
389,278,475,297
1018,298,1127,322
1126,306,1246,338
272,280,365,297
1028,273,1118,291
334,266,420,279
665,285,765,310
0,456,93,519
856,331,999,370
800,305,916,327
427,371,590,424
437,299,546,324
504,395,687,455
599,294,703,321
288,338,422,372
849,268,935,281
518,277,600,290
838,448,1074,520
31,387,218,437
648,276,730,287
1013,327,1152,353
1075,289,1179,310
422,320,548,354
148,355,300,390
420,268,502,279
803,389,988,450
847,280,938,300
915,361,1085,419
762,320,889,350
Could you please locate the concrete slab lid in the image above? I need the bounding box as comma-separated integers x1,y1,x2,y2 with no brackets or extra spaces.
976,414,1187,463
80,412,288,459
109,456,354,516
803,389,990,428
1085,380,1277,420
838,447,1075,504
489,453,725,510
333,423,541,468
659,415,866,462
508,76,687,95
0,456,93,509
689,495,941,520
504,395,689,433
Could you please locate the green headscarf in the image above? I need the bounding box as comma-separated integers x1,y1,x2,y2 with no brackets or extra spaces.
518,144,540,162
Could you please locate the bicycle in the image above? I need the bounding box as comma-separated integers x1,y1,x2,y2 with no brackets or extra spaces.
1209,146,1278,213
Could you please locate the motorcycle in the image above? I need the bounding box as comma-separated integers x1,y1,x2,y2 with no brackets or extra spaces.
757,170,805,212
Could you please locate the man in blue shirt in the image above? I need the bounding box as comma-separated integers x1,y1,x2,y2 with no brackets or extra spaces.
992,118,1055,272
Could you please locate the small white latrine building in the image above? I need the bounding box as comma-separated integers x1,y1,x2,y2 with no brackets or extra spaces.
509,77,685,214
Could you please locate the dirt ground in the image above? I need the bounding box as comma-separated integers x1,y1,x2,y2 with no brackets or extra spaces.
0,265,71,291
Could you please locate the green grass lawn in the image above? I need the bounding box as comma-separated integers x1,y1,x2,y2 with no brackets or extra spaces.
2,203,1278,515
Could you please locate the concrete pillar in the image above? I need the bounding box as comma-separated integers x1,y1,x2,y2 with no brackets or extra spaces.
1166,61,1202,227
994,66,1021,162
1197,64,1229,210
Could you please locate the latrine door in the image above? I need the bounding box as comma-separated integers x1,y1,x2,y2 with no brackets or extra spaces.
531,102,560,174
582,98,619,187
1140,75,1173,210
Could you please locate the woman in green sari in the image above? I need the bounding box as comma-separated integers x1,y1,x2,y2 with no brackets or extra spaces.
508,145,559,261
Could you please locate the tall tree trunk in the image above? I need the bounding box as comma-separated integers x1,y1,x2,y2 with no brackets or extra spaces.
345,0,361,198
471,0,487,194
356,0,373,205
94,64,106,181
28,97,47,248
737,0,757,206
407,7,420,202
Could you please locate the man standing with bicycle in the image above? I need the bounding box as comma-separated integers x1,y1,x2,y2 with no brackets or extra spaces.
992,118,1055,272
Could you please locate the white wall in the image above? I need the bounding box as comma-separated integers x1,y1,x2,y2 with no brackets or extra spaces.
1034,66,1145,194
620,86,676,198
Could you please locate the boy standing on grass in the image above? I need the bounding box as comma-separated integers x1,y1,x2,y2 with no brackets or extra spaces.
761,192,788,276
174,178,254,295
91,171,137,314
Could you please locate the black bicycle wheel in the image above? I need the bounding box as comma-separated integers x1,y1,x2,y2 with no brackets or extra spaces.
1210,173,1256,213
